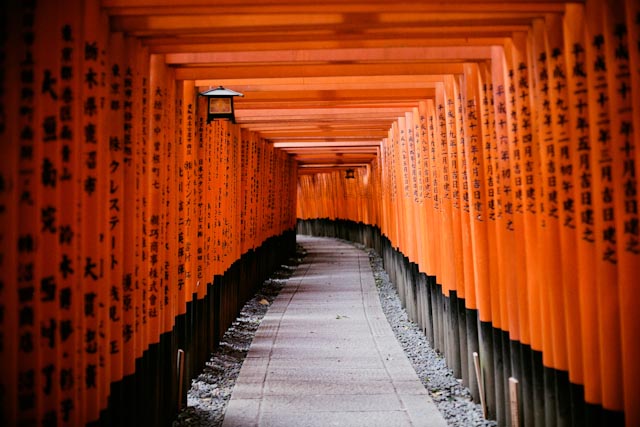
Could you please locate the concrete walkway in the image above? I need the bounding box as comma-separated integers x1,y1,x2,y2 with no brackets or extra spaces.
222,236,447,427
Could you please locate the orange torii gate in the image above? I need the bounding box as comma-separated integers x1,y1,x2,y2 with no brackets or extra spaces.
2,0,640,426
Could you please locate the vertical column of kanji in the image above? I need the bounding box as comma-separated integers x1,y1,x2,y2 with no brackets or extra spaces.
121,36,139,381
461,64,489,405
1,2,19,424
377,140,388,239
221,119,230,270
283,153,290,233
254,139,262,245
80,0,109,419
157,64,169,339
273,147,280,232
268,144,277,238
263,142,272,241
260,140,268,236
426,100,442,283
390,124,402,249
371,160,381,227
373,145,381,235
585,0,623,413
396,117,411,261
163,68,177,336
444,76,467,305
563,4,600,408
219,121,229,273
212,120,222,274
462,64,488,322
134,42,150,365
494,44,520,343
413,105,428,272
529,19,555,373
98,12,113,417
435,84,454,297
147,54,166,348
443,77,463,378
488,48,511,425
174,81,184,318
227,121,236,269
380,138,393,242
511,33,540,363
454,76,475,313
234,125,243,264
277,148,284,233
106,31,125,394
193,97,204,297
248,134,257,250
179,80,196,313
207,120,218,279
264,140,271,240
474,63,500,419
230,124,240,264
359,165,366,223
378,143,386,237
496,43,524,365
477,64,500,329
239,130,250,255
33,1,62,424
539,12,581,392
622,1,640,424
604,0,638,419
288,156,296,231
245,132,253,245
12,0,41,422
407,112,422,264
368,160,376,227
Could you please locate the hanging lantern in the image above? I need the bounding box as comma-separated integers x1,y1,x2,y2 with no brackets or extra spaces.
199,86,244,123
345,168,355,179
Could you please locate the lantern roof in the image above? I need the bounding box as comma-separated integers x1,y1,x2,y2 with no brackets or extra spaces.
200,86,244,97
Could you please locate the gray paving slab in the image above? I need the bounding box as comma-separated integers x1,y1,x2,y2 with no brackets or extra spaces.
222,236,447,427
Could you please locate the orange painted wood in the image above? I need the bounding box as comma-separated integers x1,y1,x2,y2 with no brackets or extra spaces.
1,3,22,424
585,0,623,411
603,0,636,414
426,99,444,285
34,2,63,423
79,0,111,419
444,75,466,300
175,63,466,80
621,0,640,424
454,74,475,309
563,3,602,405
122,35,141,377
462,64,495,322
107,31,126,388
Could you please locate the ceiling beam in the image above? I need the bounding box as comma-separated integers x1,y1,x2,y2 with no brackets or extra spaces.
175,62,466,79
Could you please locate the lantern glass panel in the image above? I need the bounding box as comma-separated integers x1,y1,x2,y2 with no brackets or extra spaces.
209,97,232,114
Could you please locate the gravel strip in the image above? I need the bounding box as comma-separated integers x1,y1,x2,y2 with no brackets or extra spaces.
360,242,497,427
173,238,496,427
172,247,307,427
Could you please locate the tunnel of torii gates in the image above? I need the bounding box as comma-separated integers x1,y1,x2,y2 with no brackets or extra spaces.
1,0,640,426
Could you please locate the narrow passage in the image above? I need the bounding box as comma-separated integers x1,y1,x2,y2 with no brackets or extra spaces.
222,236,447,427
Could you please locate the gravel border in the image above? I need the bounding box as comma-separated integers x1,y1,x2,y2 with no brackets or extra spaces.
359,242,496,427
172,246,307,427
173,238,496,427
